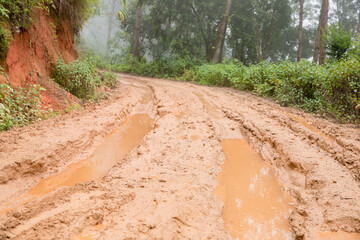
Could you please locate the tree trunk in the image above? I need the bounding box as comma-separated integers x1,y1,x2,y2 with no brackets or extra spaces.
189,4,211,61
210,0,232,62
254,17,262,63
264,13,274,59
297,0,304,61
132,0,143,59
313,0,329,65
106,0,117,55
357,1,360,34
218,20,228,63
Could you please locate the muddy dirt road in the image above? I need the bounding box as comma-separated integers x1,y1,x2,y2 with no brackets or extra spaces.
0,74,360,240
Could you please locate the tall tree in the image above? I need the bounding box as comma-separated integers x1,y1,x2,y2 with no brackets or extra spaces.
313,0,329,65
210,0,232,62
106,0,118,54
357,0,360,34
297,0,304,61
132,0,143,59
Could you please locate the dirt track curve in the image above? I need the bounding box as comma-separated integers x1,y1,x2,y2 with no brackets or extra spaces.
0,74,360,240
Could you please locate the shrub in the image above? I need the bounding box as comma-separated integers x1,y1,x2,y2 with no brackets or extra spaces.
272,61,325,111
323,57,360,118
326,23,352,61
101,72,118,88
52,58,101,99
0,25,11,60
0,83,47,131
195,61,244,87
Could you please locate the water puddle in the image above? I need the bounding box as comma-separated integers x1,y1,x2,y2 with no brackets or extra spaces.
280,111,334,142
216,139,294,240
0,114,154,214
314,231,360,240
74,224,104,240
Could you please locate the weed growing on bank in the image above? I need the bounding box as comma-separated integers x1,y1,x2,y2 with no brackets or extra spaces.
0,82,51,131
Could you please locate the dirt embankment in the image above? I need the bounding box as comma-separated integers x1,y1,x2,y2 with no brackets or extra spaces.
0,75,359,240
2,9,78,111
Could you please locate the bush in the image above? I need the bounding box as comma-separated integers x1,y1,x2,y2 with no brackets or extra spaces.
326,23,352,61
101,72,118,89
52,58,101,99
114,55,201,79
0,83,48,131
0,25,11,60
195,61,244,87
272,61,325,111
323,57,360,118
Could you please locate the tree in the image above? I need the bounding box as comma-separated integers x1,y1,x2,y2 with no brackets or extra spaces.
357,0,360,34
210,0,232,62
132,0,143,59
297,0,304,61
313,0,329,65
106,0,119,54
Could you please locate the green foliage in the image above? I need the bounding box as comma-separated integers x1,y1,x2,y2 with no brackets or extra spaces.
0,83,48,131
114,55,201,79
0,0,53,29
324,56,360,119
101,54,359,122
326,23,352,61
194,61,244,87
101,72,118,89
52,58,101,99
52,0,100,35
347,35,360,59
0,24,11,59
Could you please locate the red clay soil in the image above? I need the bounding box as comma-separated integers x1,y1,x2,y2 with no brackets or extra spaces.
3,9,78,111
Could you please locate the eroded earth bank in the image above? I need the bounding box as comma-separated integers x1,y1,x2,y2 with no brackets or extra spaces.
0,74,359,240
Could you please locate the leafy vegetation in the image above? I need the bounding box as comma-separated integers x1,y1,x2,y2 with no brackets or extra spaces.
326,23,353,61
0,82,50,131
52,57,118,100
52,58,99,99
96,50,360,122
0,24,11,59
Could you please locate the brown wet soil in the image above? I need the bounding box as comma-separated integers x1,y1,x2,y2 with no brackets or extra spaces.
314,231,360,240
0,74,359,240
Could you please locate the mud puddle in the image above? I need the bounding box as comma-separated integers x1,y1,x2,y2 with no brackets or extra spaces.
216,139,294,240
0,114,154,214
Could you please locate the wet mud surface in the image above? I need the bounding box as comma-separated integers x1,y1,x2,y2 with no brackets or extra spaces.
0,74,359,239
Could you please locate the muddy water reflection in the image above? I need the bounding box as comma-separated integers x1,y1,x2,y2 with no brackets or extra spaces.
30,114,153,195
0,114,153,213
216,139,294,240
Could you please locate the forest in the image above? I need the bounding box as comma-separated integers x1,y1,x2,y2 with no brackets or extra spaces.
79,0,360,122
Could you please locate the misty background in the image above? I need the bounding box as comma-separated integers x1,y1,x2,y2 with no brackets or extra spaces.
78,0,360,63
